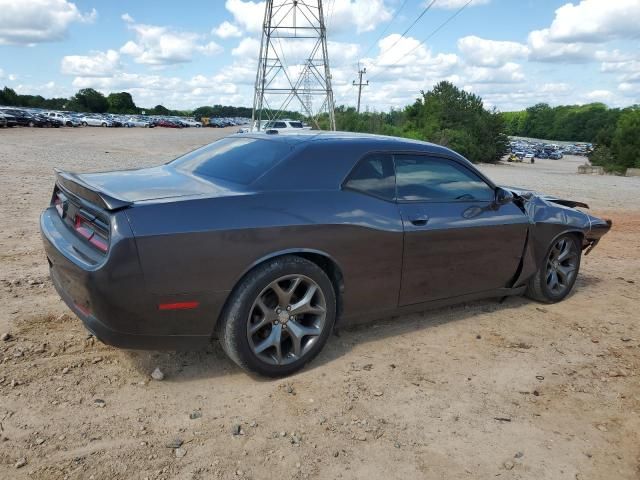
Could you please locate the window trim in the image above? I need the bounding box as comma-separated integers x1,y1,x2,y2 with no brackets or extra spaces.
393,153,496,204
341,149,497,204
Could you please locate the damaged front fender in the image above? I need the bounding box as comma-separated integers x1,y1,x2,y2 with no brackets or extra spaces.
502,186,612,288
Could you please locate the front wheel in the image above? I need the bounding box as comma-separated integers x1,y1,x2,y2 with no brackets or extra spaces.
526,234,581,303
218,256,336,377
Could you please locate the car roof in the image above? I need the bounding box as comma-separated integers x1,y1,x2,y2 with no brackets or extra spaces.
234,131,482,191
233,131,468,162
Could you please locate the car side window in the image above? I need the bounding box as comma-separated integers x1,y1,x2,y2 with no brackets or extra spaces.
394,154,494,202
343,154,395,201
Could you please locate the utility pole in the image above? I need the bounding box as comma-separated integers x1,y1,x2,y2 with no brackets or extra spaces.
252,0,336,130
353,67,368,114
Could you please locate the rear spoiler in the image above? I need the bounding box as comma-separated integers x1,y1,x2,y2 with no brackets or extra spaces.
55,169,132,211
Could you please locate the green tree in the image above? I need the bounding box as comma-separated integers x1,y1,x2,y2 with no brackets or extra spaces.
150,104,170,115
107,92,137,114
0,86,19,105
611,108,640,171
69,88,108,113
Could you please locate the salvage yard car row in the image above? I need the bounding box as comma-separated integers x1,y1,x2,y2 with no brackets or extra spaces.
0,106,250,130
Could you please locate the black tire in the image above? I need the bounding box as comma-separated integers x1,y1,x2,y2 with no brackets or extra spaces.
101,122,107,127
526,233,581,303
82,121,88,127
217,255,336,377
28,121,35,127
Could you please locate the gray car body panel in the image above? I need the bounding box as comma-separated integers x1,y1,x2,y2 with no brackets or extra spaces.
40,132,611,349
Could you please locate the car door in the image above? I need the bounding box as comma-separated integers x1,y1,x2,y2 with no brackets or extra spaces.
394,153,529,306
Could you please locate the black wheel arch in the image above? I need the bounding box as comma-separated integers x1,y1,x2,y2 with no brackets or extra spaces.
213,248,344,336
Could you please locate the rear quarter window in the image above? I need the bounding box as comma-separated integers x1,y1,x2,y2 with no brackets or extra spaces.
343,154,396,201
172,137,291,185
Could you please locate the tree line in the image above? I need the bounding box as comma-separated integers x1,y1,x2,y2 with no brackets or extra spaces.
0,86,302,120
2,83,638,171
502,102,640,172
318,81,508,164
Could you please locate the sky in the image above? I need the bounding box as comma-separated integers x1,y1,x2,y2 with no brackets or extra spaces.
0,0,639,112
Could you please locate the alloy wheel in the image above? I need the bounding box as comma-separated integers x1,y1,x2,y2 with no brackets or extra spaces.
546,237,578,295
247,274,326,366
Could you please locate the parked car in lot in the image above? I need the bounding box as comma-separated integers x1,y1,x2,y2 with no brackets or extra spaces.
239,120,268,133
0,111,17,127
126,117,154,128
0,112,8,128
550,152,563,160
81,115,112,127
182,118,202,128
264,120,306,132
156,118,183,128
41,131,612,377
46,111,81,127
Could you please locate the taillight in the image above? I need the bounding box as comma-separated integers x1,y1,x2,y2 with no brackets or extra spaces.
74,212,110,253
53,191,66,217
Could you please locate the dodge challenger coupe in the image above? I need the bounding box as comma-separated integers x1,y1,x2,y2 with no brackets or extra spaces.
41,132,611,376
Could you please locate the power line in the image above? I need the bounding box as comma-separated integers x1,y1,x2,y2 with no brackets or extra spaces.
369,0,473,82
361,0,411,58
374,0,438,62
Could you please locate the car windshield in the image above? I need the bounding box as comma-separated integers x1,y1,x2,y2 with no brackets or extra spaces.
172,137,291,185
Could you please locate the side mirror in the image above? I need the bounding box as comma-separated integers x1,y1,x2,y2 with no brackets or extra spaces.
494,187,514,206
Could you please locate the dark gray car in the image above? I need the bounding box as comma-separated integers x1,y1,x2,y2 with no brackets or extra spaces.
41,132,611,376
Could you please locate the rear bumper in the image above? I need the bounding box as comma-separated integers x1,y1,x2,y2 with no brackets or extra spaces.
49,266,210,349
41,208,214,350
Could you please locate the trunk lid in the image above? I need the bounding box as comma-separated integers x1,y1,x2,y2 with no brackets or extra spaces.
73,165,243,207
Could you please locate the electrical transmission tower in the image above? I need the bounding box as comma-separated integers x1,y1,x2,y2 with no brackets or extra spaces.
252,0,336,130
353,66,368,114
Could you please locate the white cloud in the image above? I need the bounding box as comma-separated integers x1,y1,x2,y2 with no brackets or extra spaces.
540,83,571,94
433,0,490,8
61,49,121,76
232,37,260,58
585,89,614,101
213,20,242,39
527,28,594,63
225,0,264,33
464,62,525,84
121,13,134,23
324,0,392,33
70,72,244,109
457,36,529,67
120,21,222,65
225,0,392,35
0,0,96,45
546,0,640,43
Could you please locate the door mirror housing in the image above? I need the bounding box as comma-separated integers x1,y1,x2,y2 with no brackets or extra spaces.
494,187,514,206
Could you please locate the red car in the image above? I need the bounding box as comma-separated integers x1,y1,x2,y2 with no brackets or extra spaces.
156,119,183,128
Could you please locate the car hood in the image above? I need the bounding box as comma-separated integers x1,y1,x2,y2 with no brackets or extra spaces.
78,165,245,203
502,186,589,209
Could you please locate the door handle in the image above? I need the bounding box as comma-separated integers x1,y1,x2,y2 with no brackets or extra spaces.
409,215,429,226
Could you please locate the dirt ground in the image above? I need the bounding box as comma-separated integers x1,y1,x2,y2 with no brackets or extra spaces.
0,127,639,480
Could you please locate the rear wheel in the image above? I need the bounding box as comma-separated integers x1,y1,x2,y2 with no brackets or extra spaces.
218,256,336,377
82,121,88,127
526,234,581,303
